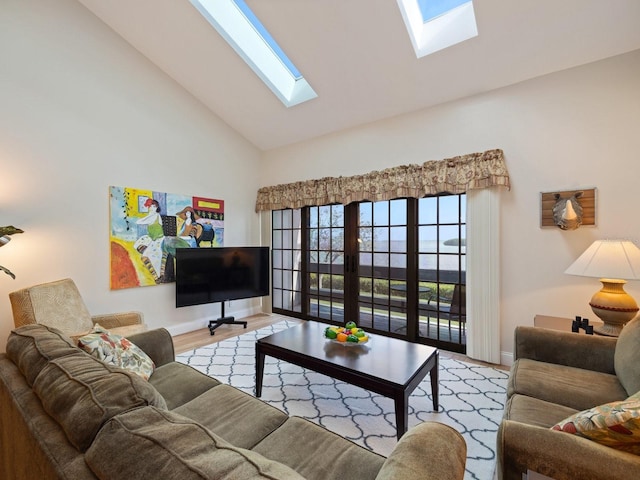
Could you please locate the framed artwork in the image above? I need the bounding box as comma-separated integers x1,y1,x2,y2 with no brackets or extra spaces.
109,186,224,290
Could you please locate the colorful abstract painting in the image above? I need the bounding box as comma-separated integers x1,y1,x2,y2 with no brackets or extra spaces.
109,186,224,290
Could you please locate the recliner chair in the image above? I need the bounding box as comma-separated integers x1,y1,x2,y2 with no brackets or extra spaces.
9,278,145,339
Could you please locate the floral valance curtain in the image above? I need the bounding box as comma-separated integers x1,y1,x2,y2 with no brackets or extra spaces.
255,148,509,212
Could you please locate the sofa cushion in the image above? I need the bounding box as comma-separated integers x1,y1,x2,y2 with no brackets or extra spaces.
503,393,579,428
508,358,628,411
253,416,386,480
551,391,640,454
85,406,306,480
149,362,221,409
6,324,79,386
173,384,288,449
615,317,640,396
77,324,155,380
0,354,98,479
32,351,167,452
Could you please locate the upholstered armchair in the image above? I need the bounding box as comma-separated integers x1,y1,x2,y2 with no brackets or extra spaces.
9,278,145,339
498,318,640,479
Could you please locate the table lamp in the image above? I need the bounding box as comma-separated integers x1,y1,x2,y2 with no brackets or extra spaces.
565,239,640,336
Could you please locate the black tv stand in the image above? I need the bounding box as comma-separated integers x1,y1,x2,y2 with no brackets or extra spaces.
208,302,247,335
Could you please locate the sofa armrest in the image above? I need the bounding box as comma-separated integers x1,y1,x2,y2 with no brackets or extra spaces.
126,328,175,367
91,311,144,329
514,326,617,374
498,420,640,480
375,422,466,480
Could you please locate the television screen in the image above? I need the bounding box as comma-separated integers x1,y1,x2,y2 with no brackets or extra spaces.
175,246,270,308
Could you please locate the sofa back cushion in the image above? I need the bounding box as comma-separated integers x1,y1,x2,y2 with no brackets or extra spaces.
32,351,167,452
6,324,79,386
614,317,640,395
85,406,306,480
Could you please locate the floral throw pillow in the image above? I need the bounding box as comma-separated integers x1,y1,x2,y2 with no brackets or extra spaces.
78,324,155,380
551,391,640,454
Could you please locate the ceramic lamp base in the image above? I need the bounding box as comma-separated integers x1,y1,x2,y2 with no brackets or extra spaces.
589,279,638,337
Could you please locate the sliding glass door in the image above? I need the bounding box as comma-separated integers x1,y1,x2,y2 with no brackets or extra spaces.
356,199,410,336
417,195,466,348
307,204,347,323
271,209,302,313
271,194,466,352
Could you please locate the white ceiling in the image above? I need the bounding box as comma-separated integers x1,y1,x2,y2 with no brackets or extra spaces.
76,0,640,151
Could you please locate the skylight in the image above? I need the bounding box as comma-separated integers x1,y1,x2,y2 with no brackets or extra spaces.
190,0,317,108
418,0,470,22
397,0,478,58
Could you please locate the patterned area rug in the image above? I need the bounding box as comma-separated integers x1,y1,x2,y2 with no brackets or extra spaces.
176,320,508,480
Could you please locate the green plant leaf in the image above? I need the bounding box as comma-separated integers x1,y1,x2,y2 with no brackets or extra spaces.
0,265,16,279
0,226,24,237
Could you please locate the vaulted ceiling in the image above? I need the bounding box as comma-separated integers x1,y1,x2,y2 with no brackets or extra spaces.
77,0,640,151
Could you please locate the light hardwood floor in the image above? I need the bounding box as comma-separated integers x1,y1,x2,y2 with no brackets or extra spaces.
172,313,301,354
171,313,509,371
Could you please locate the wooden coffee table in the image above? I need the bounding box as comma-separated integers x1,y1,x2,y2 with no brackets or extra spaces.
255,321,439,440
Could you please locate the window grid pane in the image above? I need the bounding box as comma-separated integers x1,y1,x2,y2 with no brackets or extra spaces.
273,194,466,353
418,194,466,348
272,208,303,314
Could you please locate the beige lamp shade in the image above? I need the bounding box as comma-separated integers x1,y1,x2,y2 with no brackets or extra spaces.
565,240,640,336
565,240,640,279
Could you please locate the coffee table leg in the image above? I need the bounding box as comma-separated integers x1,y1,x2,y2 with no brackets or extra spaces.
394,392,409,441
255,343,265,397
430,351,439,411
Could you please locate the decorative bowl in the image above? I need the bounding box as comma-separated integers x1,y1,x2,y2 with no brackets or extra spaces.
323,324,370,345
328,336,370,346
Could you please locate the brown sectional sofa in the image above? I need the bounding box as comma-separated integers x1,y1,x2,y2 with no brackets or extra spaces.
0,323,467,480
498,317,640,480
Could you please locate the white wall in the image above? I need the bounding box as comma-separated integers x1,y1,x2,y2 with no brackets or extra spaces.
0,0,263,350
2,0,638,364
261,49,640,365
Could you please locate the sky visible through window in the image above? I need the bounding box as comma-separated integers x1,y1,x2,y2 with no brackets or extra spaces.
418,0,470,22
399,0,477,58
232,0,302,79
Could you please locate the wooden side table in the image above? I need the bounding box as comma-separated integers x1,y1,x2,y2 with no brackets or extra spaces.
534,315,603,334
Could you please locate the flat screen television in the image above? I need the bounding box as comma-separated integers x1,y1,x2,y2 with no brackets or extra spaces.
175,246,270,309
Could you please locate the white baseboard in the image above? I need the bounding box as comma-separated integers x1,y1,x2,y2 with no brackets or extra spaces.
165,318,208,337
501,351,514,367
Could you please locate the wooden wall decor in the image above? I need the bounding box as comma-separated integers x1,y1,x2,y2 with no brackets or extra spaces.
540,188,596,228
